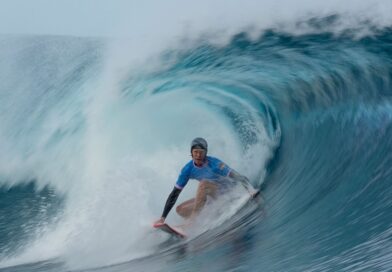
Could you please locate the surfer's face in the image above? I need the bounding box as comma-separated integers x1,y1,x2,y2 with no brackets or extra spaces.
192,148,206,166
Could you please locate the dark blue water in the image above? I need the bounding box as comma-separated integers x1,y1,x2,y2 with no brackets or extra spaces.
0,183,62,259
1,23,392,271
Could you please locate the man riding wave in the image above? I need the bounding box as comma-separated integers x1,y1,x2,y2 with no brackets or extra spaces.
154,137,257,226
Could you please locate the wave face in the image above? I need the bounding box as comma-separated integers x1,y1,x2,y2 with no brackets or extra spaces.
1,20,392,272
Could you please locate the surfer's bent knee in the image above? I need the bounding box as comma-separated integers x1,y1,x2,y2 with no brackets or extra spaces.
198,180,217,196
199,180,212,188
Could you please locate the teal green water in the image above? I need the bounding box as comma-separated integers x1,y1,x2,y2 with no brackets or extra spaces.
1,23,392,272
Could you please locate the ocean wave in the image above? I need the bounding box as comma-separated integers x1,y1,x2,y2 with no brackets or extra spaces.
0,17,392,271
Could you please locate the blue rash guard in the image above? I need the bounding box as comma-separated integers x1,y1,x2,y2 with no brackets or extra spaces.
175,156,232,190
160,156,237,218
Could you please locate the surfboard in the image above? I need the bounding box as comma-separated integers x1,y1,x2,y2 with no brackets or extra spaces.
153,190,259,239
153,222,187,239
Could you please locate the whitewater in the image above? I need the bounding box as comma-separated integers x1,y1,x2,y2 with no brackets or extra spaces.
1,1,392,271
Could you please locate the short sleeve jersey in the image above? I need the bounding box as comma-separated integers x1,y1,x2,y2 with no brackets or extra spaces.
175,156,232,189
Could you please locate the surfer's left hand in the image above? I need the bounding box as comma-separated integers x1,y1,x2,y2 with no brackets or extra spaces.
249,188,259,198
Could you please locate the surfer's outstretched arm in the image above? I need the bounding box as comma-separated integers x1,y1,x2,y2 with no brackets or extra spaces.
229,170,258,197
155,187,182,224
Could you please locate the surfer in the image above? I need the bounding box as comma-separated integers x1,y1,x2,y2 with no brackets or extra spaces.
154,137,258,225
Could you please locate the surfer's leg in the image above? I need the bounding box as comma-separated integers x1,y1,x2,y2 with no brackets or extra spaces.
176,198,195,218
192,180,218,215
